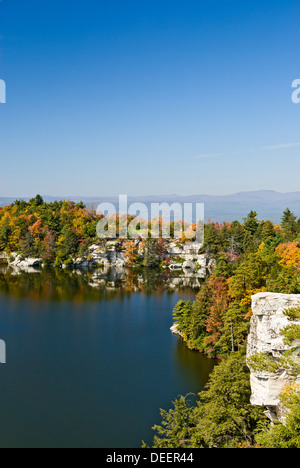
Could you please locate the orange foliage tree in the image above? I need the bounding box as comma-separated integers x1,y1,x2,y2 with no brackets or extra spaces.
276,242,300,271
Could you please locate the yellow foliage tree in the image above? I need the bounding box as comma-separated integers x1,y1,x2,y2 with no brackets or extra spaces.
276,242,300,271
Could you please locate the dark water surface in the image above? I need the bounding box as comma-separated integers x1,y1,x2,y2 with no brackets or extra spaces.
0,268,215,448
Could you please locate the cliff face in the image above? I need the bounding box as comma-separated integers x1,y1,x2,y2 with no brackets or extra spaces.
247,292,300,420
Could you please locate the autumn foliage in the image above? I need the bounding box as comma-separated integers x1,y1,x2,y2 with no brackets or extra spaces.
0,196,101,265
276,242,300,271
173,208,300,358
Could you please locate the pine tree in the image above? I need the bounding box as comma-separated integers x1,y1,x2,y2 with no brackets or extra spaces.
260,220,275,240
0,223,11,250
243,211,259,236
281,208,297,237
21,231,36,257
192,352,267,448
60,225,80,257
173,300,193,340
29,194,44,206
150,396,198,448
143,239,160,268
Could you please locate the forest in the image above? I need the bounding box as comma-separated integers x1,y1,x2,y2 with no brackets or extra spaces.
146,208,300,448
0,195,197,268
0,195,101,266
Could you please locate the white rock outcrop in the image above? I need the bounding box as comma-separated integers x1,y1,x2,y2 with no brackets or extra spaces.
170,324,184,338
3,239,209,272
247,292,300,417
9,255,42,271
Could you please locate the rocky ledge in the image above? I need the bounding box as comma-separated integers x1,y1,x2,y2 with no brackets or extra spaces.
247,292,300,421
4,240,212,273
8,253,42,272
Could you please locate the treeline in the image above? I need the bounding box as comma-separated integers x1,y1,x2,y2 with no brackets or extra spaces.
147,209,300,448
173,209,300,357
0,195,101,265
0,195,196,268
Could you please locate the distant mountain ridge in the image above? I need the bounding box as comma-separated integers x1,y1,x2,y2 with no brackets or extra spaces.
0,190,299,224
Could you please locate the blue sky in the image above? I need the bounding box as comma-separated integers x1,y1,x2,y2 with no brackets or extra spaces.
1,0,300,197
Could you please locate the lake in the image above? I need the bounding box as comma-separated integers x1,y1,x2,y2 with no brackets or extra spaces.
0,267,215,448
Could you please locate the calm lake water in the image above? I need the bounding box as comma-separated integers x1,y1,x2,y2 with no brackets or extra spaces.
0,267,215,448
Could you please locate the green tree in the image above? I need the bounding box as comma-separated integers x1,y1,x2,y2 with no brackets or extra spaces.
259,220,275,241
173,300,193,337
0,223,11,250
256,386,300,448
281,208,297,238
191,352,267,448
229,251,270,306
21,231,37,257
143,239,160,268
148,353,267,448
150,396,198,448
243,211,259,236
267,266,300,294
187,282,211,351
215,301,249,354
60,225,80,257
202,223,220,255
29,194,44,207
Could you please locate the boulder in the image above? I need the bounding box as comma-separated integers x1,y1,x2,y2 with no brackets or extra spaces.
247,292,300,419
170,324,184,338
9,255,42,269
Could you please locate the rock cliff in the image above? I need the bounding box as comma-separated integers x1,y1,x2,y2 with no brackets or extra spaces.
247,292,300,420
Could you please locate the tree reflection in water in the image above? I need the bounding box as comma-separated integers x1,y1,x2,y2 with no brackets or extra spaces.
0,266,205,302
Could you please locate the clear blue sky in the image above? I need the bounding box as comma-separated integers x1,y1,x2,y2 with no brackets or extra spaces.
1,0,300,197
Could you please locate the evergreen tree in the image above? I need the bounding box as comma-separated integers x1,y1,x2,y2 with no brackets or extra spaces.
243,211,259,236
256,386,300,448
21,231,36,257
0,223,11,250
149,353,267,448
60,225,80,257
281,208,297,237
260,220,275,240
30,194,44,207
191,352,267,448
215,301,249,354
150,396,198,448
173,300,193,337
143,239,160,268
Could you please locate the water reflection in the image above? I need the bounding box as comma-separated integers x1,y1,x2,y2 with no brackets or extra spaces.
0,266,214,448
0,266,204,301
173,340,217,404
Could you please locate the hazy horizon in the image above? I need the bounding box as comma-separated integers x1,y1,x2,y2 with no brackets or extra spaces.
1,190,299,224
1,189,300,200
